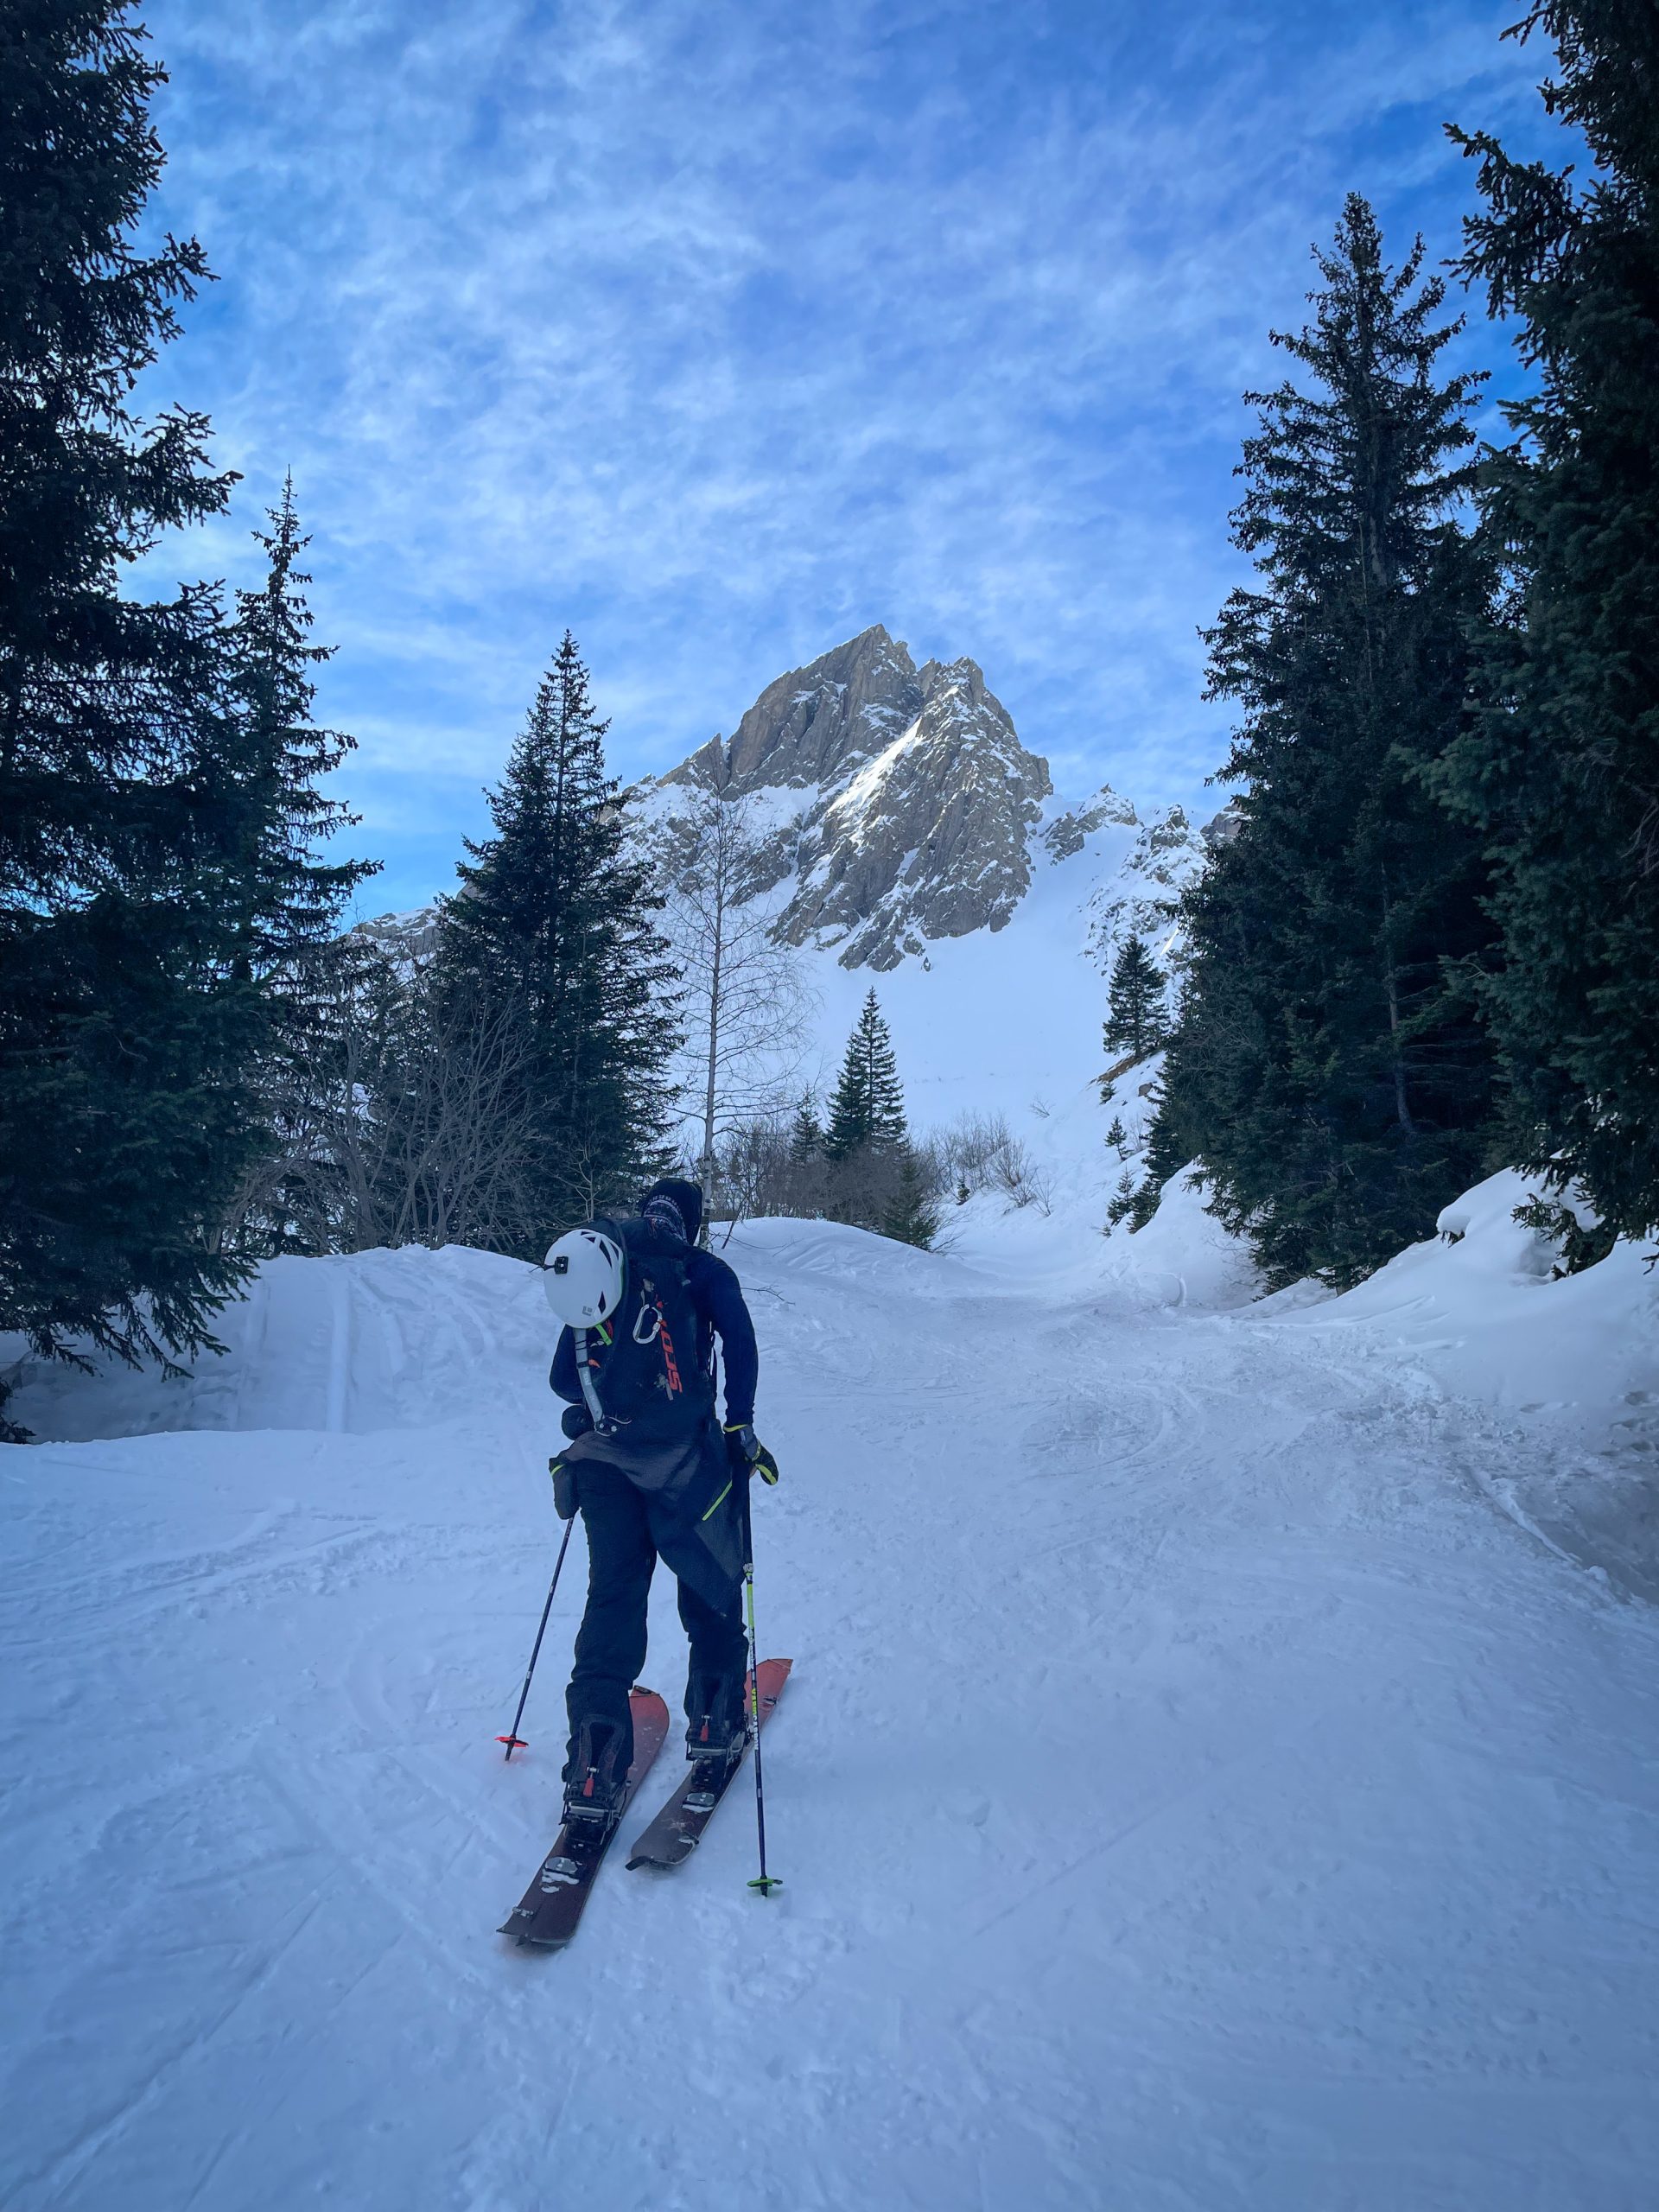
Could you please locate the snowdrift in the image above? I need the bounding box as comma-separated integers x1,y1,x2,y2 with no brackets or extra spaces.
2,1242,550,1444
1281,1168,1657,1434
1120,1160,1659,1592
1269,1168,1659,1595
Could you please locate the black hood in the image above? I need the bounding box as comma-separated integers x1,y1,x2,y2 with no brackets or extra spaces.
642,1177,704,1243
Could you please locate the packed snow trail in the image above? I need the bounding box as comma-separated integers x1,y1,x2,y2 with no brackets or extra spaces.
2,1224,1656,2212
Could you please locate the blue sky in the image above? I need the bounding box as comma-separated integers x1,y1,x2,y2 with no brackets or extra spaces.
134,0,1560,916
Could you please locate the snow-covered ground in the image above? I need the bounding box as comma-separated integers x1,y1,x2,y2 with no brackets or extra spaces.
4,1208,1657,2211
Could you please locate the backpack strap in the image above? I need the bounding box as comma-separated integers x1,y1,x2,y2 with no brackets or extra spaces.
573,1328,611,1433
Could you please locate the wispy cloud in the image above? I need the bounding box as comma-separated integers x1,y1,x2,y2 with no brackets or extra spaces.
137,0,1548,905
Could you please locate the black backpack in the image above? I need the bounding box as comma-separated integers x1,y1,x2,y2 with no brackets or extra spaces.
571,1216,714,1445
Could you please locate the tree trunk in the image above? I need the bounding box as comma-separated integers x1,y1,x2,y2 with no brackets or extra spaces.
701,888,722,1198
1381,881,1415,1135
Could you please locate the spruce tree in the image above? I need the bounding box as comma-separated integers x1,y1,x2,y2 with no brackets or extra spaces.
882,1150,940,1249
1106,1170,1140,1229
441,633,678,1244
1160,198,1502,1287
219,480,371,976
1103,936,1166,1062
0,6,365,1418
210,485,376,1255
823,990,907,1160
789,1091,823,1162
1443,6,1659,1239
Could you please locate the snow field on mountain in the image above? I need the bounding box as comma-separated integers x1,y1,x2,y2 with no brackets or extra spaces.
4,1219,1659,2211
791,802,1143,1152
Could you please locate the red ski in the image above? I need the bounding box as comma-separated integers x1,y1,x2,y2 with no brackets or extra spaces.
626,1658,791,1872
499,1687,670,1948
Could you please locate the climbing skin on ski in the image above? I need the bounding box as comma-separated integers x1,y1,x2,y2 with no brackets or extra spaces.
499,1687,671,1948
626,1658,791,1872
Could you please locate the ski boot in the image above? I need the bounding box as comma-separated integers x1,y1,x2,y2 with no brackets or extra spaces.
683,1670,748,1768
561,1718,629,1838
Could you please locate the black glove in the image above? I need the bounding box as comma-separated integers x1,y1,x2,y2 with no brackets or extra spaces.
550,1456,578,1521
561,1403,592,1440
724,1422,779,1485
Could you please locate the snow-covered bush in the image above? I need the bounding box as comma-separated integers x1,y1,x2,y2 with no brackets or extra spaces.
930,1112,1052,1214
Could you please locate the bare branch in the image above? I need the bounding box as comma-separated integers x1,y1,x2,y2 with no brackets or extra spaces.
651,774,816,1213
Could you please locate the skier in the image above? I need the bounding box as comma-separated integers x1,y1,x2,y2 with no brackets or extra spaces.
542,1178,779,1834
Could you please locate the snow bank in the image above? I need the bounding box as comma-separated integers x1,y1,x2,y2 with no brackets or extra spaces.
1262,1169,1659,1593
1103,1160,1659,1591
2,1243,548,1444
1100,1165,1262,1312
1121,1159,1657,1438
1283,1169,1656,1429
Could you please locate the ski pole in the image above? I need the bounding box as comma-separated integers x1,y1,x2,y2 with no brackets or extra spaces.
740,1478,781,1896
497,1501,575,1761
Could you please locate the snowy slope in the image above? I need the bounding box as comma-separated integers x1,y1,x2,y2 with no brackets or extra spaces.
792,795,1141,1158
5,1229,1659,2210
1256,1169,1659,1599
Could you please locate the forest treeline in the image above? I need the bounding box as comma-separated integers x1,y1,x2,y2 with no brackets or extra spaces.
2,4,1656,1433
1133,4,1659,1290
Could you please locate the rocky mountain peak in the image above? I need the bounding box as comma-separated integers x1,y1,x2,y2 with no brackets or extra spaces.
791,651,1052,969
645,628,1219,982
1079,803,1214,976
712,624,923,794
652,629,1053,970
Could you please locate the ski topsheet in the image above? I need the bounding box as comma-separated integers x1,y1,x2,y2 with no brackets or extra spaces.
626,1657,791,1872
499,1687,670,1948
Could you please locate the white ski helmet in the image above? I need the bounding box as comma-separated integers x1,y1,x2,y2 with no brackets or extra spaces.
542,1226,625,1327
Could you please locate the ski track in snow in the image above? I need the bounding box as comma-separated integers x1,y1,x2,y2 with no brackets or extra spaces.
3,1224,1657,2211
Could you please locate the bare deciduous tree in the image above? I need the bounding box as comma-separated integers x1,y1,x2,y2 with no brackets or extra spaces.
656,773,813,1207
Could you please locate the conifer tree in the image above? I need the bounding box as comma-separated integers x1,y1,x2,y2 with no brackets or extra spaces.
1103,936,1166,1062
219,480,370,977
209,486,377,1253
1160,198,1501,1287
1106,1170,1140,1229
1443,5,1659,1239
789,1091,823,1162
441,634,678,1243
0,6,364,1420
823,990,908,1160
882,1151,940,1250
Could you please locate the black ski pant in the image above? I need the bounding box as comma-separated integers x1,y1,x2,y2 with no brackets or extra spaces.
564,1462,747,1784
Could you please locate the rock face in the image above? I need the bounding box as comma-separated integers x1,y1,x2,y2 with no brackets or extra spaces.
353,906,443,963
1080,804,1211,976
722,625,924,793
661,626,1052,971
648,626,1230,981
1042,783,1139,863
